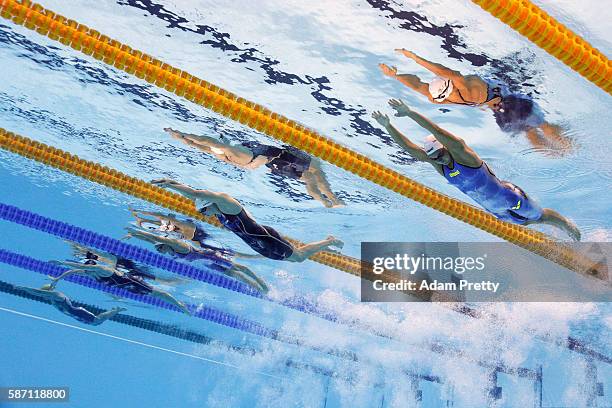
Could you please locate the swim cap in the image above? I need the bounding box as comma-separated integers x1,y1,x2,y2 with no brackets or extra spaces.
423,134,444,157
429,77,453,101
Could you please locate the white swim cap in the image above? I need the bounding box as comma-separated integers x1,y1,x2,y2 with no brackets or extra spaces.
429,77,453,101
423,134,444,157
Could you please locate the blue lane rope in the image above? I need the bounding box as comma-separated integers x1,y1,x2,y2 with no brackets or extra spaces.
0,277,361,381
0,248,358,361
0,248,273,336
0,202,341,323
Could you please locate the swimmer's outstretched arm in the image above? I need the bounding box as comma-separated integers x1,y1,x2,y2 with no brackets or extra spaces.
379,63,430,98
20,286,59,300
126,227,192,253
151,179,242,214
47,268,88,288
371,111,430,162
395,49,462,81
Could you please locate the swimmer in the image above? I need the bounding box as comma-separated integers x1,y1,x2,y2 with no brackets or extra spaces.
128,209,236,257
165,128,345,208
379,49,572,154
70,243,182,285
150,178,344,261
372,99,580,241
123,227,269,293
49,259,192,314
19,284,125,326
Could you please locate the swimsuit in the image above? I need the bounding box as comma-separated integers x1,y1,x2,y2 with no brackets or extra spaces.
53,293,97,324
212,209,294,260
85,252,157,281
242,141,311,179
454,79,505,106
455,79,545,133
169,246,234,273
96,271,154,295
442,160,542,224
493,94,545,133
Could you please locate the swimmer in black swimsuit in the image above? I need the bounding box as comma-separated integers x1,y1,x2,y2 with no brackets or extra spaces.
123,227,269,293
19,284,125,326
49,259,191,314
379,49,572,155
164,128,345,207
150,178,344,262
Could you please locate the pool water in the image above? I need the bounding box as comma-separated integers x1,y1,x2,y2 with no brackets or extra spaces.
0,1,610,407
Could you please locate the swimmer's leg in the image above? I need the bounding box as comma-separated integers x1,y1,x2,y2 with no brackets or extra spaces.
526,123,573,156
526,208,581,241
287,236,344,262
304,160,345,207
91,307,127,326
301,171,333,207
150,288,192,315
226,263,269,293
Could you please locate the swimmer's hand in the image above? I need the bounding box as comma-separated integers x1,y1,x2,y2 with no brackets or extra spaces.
379,63,397,77
164,127,184,140
388,98,411,116
151,178,178,187
372,111,391,127
395,48,416,59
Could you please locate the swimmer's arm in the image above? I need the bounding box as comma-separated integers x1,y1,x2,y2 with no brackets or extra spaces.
240,155,268,170
404,110,480,165
384,123,431,162
20,287,48,297
403,109,462,148
396,49,463,81
151,179,200,200
48,269,87,286
231,251,265,259
394,75,430,98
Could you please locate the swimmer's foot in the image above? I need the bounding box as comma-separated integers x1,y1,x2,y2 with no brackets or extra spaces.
330,198,346,208
164,128,183,140
564,221,581,242
326,236,344,250
178,301,192,316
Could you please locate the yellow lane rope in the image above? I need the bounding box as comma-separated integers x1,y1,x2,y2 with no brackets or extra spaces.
0,0,604,279
472,0,611,95
0,129,361,275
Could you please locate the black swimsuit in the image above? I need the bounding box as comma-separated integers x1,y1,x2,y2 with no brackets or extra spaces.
211,209,294,260
453,82,544,133
242,141,311,179
53,293,98,325
96,272,154,295
84,253,154,295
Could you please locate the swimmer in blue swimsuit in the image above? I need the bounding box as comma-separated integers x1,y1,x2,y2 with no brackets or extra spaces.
379,49,572,154
372,99,581,241
49,259,192,314
165,128,345,207
19,284,125,325
150,178,344,261
124,226,270,293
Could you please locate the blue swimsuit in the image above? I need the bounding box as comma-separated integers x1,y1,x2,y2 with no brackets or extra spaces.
442,161,542,224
